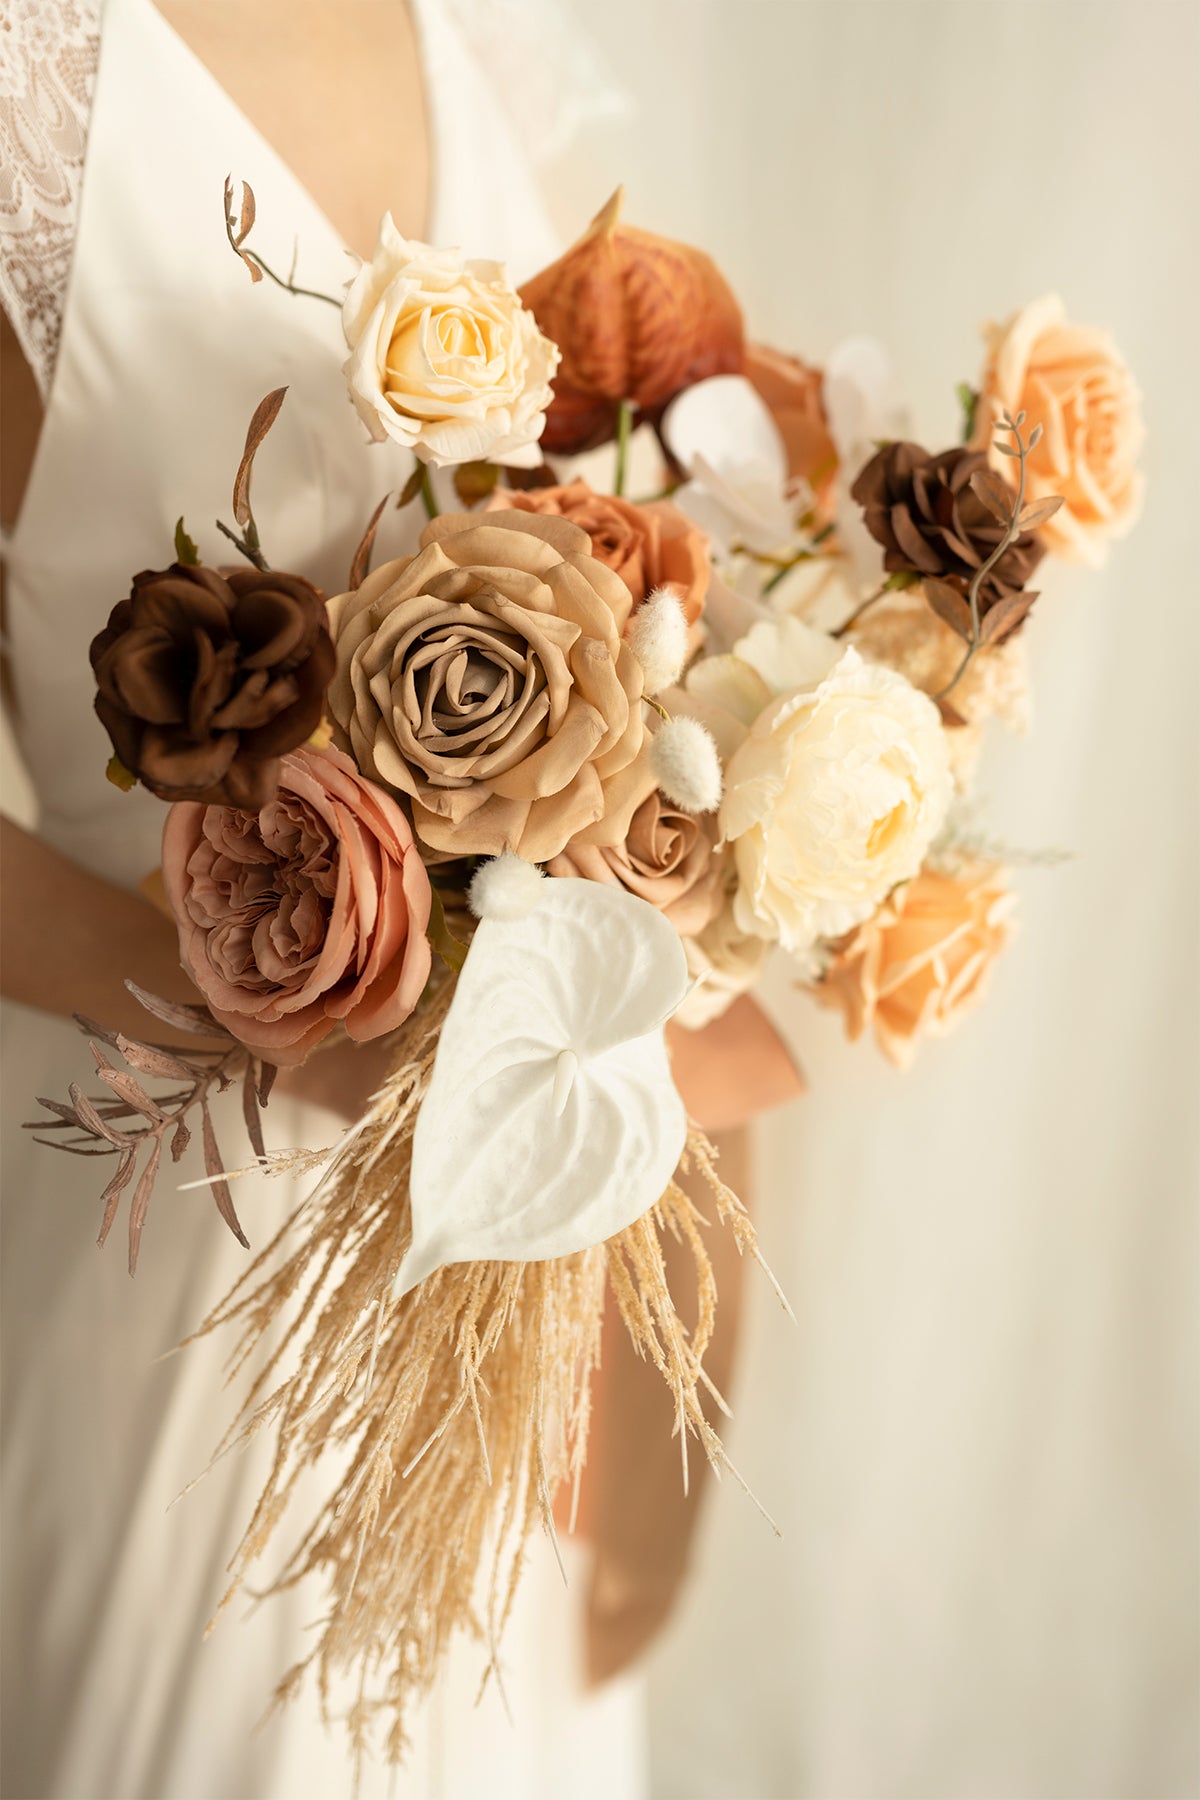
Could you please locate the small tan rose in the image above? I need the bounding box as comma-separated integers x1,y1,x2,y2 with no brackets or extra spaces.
325,511,647,863
547,763,725,936
971,294,1144,566
815,860,1015,1069
341,218,559,467
492,479,710,625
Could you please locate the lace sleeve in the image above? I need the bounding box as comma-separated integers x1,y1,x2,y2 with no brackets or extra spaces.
0,0,102,400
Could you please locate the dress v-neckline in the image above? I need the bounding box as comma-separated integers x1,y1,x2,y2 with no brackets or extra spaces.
135,0,441,263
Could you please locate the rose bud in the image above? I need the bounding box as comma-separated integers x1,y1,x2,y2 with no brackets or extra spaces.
90,563,335,810
519,188,745,454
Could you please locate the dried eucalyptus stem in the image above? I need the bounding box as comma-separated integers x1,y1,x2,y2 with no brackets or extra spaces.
224,177,341,310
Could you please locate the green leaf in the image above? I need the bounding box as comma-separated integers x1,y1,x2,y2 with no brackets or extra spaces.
955,381,979,443
397,465,426,510
426,885,467,974
105,754,137,793
173,517,200,566
453,461,501,507
884,569,920,592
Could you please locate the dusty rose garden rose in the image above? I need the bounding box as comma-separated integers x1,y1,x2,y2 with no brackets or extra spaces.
971,293,1144,566
326,511,648,862
815,859,1015,1069
494,479,710,625
546,764,725,936
162,745,432,1065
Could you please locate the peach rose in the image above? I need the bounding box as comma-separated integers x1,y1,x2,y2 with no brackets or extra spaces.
972,294,1144,566
744,342,838,516
162,746,432,1066
547,764,725,935
326,511,647,863
815,860,1015,1069
494,479,709,625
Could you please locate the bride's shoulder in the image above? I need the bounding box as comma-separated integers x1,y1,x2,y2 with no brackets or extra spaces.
0,0,103,398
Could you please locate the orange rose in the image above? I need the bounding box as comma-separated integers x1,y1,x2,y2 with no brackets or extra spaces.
520,189,744,454
744,343,837,516
815,860,1015,1069
971,294,1144,566
494,479,709,625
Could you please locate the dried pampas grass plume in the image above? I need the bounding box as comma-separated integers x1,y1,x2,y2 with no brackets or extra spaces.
187,965,780,1771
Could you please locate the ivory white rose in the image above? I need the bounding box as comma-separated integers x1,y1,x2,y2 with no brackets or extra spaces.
721,647,952,952
342,216,560,467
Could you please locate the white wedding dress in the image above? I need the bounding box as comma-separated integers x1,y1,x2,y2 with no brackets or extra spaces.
0,2,646,1795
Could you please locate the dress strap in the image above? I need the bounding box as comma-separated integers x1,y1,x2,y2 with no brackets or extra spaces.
0,0,102,399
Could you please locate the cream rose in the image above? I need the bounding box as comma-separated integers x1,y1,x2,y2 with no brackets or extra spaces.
720,647,952,952
972,293,1144,566
342,216,560,467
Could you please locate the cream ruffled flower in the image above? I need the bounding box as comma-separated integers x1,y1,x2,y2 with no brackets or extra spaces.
342,217,559,467
972,293,1144,567
720,646,952,953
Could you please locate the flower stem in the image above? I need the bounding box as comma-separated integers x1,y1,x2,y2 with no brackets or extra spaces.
613,399,634,498
933,417,1030,704
418,462,439,521
831,579,892,637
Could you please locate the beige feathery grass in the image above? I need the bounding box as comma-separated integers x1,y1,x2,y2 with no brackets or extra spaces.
191,968,779,1768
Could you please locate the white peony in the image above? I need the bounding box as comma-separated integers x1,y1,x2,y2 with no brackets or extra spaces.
720,647,952,953
342,216,560,467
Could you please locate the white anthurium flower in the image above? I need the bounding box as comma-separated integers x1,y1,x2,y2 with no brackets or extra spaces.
662,375,796,557
397,877,689,1297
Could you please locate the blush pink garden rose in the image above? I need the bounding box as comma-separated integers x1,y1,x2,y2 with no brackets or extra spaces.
972,293,1145,566
162,745,432,1066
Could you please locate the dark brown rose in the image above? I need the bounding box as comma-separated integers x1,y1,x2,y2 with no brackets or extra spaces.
491,479,710,625
850,442,1045,610
90,563,335,809
519,189,744,455
547,767,725,937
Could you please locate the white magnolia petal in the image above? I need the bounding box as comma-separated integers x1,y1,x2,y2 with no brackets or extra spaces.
732,616,842,699
662,375,788,490
399,880,689,1293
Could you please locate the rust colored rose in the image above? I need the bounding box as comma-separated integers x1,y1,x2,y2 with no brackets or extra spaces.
326,511,648,863
744,343,838,514
850,442,1044,613
547,765,725,936
971,294,1145,566
90,563,335,809
492,479,709,625
519,188,744,455
815,860,1015,1070
161,745,432,1066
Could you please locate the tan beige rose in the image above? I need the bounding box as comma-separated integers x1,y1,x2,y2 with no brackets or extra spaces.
341,217,559,467
547,763,725,935
972,293,1144,566
494,479,710,625
815,860,1015,1069
326,511,647,862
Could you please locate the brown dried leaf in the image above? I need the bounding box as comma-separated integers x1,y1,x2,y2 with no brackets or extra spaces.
202,1101,250,1249
127,1139,162,1275
452,461,501,507
969,467,1015,526
348,492,391,590
242,1065,267,1163
256,1061,278,1108
396,465,425,510
235,179,256,247
115,1035,195,1082
923,578,974,641
96,1065,169,1123
224,175,263,285
936,697,969,729
1027,422,1043,450
68,1082,129,1147
125,983,228,1039
98,1147,137,1250
232,387,288,528
980,590,1038,645
1017,494,1064,532
171,1118,192,1163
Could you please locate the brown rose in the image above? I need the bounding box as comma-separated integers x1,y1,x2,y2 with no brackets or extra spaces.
850,441,1044,613
325,511,647,862
547,764,725,935
971,293,1145,566
519,188,744,455
90,563,334,809
493,479,709,625
814,859,1015,1069
744,342,838,516
161,745,432,1066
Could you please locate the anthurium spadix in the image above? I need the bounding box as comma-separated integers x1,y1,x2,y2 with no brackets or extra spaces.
396,874,691,1297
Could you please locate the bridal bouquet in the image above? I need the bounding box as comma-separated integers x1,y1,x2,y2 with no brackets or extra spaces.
32,185,1143,1761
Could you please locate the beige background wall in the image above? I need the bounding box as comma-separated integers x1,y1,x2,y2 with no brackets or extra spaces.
553,3,1199,1795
